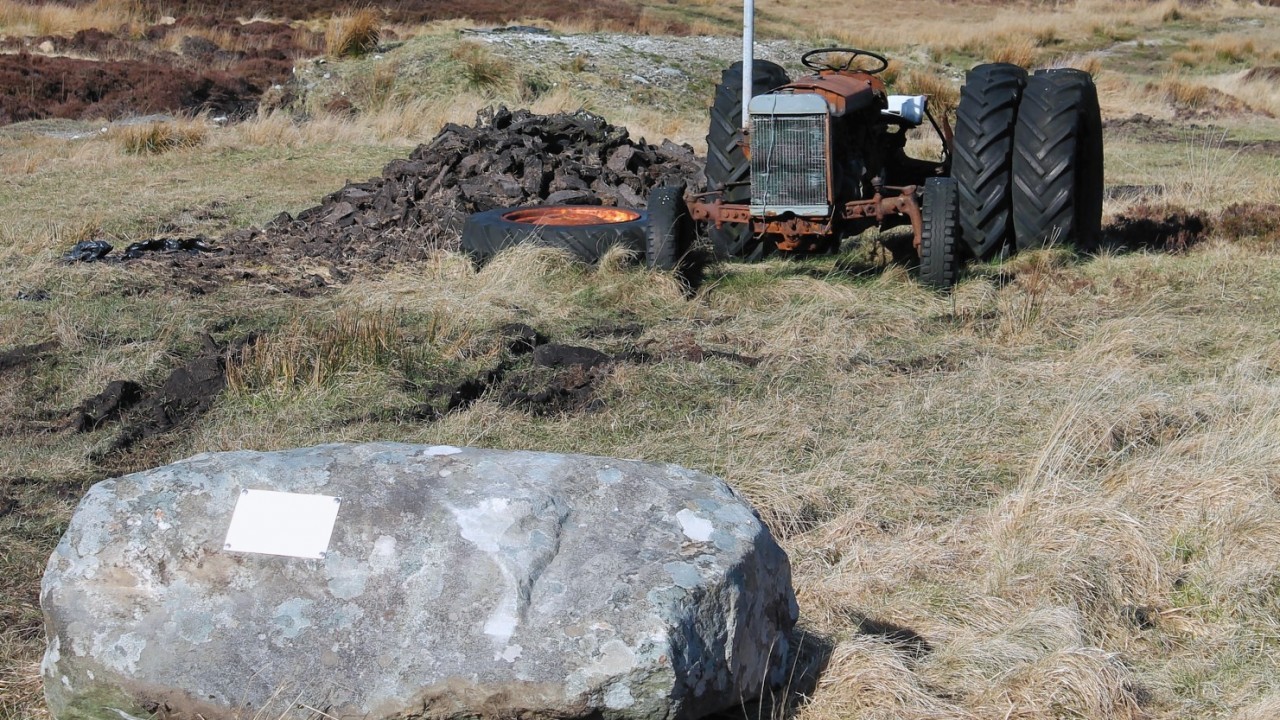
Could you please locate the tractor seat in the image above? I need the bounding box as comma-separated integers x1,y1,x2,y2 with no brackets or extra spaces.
882,95,927,126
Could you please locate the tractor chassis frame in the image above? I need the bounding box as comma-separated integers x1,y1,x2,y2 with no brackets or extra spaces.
688,185,923,254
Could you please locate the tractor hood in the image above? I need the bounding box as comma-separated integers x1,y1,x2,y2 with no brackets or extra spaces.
762,72,886,117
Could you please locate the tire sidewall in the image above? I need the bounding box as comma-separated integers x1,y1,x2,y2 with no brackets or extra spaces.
461,206,650,264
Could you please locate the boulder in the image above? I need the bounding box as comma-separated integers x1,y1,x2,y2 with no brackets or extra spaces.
41,443,797,720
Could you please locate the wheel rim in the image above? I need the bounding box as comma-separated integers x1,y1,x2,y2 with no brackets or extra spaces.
502,207,640,227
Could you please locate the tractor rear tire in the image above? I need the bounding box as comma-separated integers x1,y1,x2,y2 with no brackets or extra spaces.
954,62,1027,260
1011,69,1104,252
705,59,790,260
919,177,961,289
461,205,649,264
646,184,694,271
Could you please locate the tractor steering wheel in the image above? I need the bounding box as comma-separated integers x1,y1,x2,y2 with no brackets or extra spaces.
800,47,890,74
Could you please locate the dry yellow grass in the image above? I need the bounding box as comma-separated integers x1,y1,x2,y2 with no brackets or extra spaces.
3,3,1280,719
154,236,1280,720
0,0,145,38
109,118,207,154
324,7,381,58
1208,68,1280,117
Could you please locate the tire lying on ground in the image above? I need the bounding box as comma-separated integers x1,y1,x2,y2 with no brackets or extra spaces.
953,62,1027,260
705,59,791,260
461,205,650,264
918,177,961,289
646,184,694,271
1011,68,1104,252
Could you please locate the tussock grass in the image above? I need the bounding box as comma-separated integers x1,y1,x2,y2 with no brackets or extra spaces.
1208,68,1280,117
450,41,515,92
110,119,207,154
984,36,1039,68
0,0,145,38
324,7,381,58
227,307,409,391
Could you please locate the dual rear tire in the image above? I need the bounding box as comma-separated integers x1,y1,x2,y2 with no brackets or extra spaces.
1011,69,1104,252
954,64,1103,259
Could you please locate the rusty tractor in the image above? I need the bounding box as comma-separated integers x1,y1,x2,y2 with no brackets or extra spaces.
645,2,1103,287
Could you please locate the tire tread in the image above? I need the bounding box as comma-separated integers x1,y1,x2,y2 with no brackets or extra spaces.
954,62,1026,259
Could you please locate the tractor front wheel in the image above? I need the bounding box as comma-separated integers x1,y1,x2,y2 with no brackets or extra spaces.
705,59,790,260
919,177,961,289
645,184,694,271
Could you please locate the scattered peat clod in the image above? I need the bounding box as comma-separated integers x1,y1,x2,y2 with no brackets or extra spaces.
105,342,232,454
122,237,220,259
53,334,259,459
499,322,548,355
532,344,612,370
368,326,661,422
498,364,608,415
64,380,144,433
0,340,58,373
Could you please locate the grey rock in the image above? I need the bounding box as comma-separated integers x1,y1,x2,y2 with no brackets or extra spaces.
42,443,797,720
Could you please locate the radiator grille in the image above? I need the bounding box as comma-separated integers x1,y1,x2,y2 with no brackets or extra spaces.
750,113,829,215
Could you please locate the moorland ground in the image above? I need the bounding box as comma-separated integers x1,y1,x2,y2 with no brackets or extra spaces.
3,0,1280,718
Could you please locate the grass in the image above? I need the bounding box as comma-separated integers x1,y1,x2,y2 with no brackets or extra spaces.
0,0,146,38
2,1,1280,719
324,7,381,58
110,119,207,154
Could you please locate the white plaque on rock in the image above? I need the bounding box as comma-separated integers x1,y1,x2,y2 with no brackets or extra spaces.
223,489,341,559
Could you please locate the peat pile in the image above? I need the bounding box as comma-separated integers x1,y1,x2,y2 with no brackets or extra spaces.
168,106,704,292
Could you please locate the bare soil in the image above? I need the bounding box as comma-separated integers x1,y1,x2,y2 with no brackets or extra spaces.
0,0,678,123
9,0,654,27
0,52,271,124
0,19,312,123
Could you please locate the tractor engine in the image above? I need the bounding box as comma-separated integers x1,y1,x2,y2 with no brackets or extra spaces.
747,76,932,219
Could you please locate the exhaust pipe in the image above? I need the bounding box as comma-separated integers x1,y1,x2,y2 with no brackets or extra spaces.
742,0,753,132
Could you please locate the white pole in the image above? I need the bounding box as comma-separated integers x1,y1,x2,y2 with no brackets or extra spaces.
742,0,754,132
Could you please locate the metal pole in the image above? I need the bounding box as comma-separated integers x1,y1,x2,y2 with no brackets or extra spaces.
742,0,754,132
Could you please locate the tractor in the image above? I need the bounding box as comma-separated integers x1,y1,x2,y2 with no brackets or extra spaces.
645,1,1103,287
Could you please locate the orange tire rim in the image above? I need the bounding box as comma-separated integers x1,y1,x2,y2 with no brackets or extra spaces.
502,206,640,227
